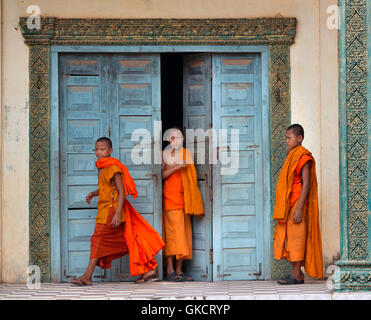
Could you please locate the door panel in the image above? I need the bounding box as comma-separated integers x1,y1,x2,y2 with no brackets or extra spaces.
110,54,162,281
60,54,109,281
60,53,162,282
183,54,212,281
212,53,264,281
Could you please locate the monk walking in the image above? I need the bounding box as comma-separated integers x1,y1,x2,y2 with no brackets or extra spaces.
273,124,323,284
69,137,164,285
161,127,205,282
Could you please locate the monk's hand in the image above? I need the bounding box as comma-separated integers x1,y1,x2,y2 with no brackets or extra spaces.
111,213,121,228
176,160,188,169
86,192,95,204
292,207,303,224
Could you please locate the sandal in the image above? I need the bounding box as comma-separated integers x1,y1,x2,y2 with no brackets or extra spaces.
166,272,183,282
135,270,157,284
69,277,92,286
178,272,193,281
280,274,292,281
277,274,304,285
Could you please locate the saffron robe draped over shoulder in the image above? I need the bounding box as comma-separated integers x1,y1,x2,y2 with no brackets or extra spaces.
180,148,205,216
96,165,126,224
273,146,323,279
92,157,164,276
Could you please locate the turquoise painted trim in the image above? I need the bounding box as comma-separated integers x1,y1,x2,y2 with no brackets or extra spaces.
49,44,272,281
367,0,371,258
260,47,272,279
51,45,268,53
50,51,61,282
338,0,349,261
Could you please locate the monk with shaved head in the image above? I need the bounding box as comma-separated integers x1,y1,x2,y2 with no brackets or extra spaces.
273,124,323,284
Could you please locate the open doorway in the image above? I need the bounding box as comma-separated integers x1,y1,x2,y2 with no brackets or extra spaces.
161,53,184,148
160,52,213,281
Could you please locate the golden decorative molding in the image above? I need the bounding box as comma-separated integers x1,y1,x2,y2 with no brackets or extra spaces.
20,17,296,46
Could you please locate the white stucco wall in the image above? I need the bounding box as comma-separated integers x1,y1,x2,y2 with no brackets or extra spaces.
1,0,339,282
319,0,340,268
2,0,30,283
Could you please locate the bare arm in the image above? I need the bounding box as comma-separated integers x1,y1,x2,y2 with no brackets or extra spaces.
111,173,126,227
161,163,185,180
297,162,311,209
86,189,99,204
161,151,186,180
292,162,311,223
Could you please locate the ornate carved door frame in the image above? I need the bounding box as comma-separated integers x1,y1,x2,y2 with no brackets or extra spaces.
20,17,296,282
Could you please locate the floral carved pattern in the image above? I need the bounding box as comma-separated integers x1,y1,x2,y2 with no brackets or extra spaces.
344,0,368,261
29,45,51,282
269,45,292,279
19,17,296,46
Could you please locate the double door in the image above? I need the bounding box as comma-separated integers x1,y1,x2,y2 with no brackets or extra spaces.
59,52,264,282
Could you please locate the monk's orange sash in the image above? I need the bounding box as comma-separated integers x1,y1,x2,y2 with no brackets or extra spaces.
179,148,205,216
96,157,164,276
96,157,138,199
273,146,323,278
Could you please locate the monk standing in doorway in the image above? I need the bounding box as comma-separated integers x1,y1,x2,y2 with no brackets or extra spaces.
69,137,164,285
161,127,205,282
273,124,323,284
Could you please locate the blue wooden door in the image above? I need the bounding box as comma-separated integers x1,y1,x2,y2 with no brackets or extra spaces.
109,54,162,281
60,54,162,282
212,53,264,281
59,54,112,281
183,54,212,281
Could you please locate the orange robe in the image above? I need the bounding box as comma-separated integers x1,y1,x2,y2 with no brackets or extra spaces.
163,169,193,260
162,148,204,260
91,157,165,276
273,146,323,279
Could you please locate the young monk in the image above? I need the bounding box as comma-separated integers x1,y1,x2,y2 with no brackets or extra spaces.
69,137,164,285
161,127,205,282
273,124,323,284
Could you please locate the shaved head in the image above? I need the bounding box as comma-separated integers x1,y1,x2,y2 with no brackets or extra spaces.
287,124,304,139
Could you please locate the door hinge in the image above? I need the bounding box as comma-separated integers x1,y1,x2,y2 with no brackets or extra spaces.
249,263,262,277
209,249,213,265
209,186,213,201
209,68,212,82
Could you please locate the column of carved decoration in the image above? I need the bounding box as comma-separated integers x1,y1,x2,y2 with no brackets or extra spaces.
29,44,51,283
269,44,292,280
335,0,370,291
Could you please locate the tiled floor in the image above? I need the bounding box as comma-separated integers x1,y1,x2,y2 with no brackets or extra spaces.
0,280,370,300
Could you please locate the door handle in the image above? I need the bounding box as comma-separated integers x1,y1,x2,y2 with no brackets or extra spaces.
197,173,208,187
